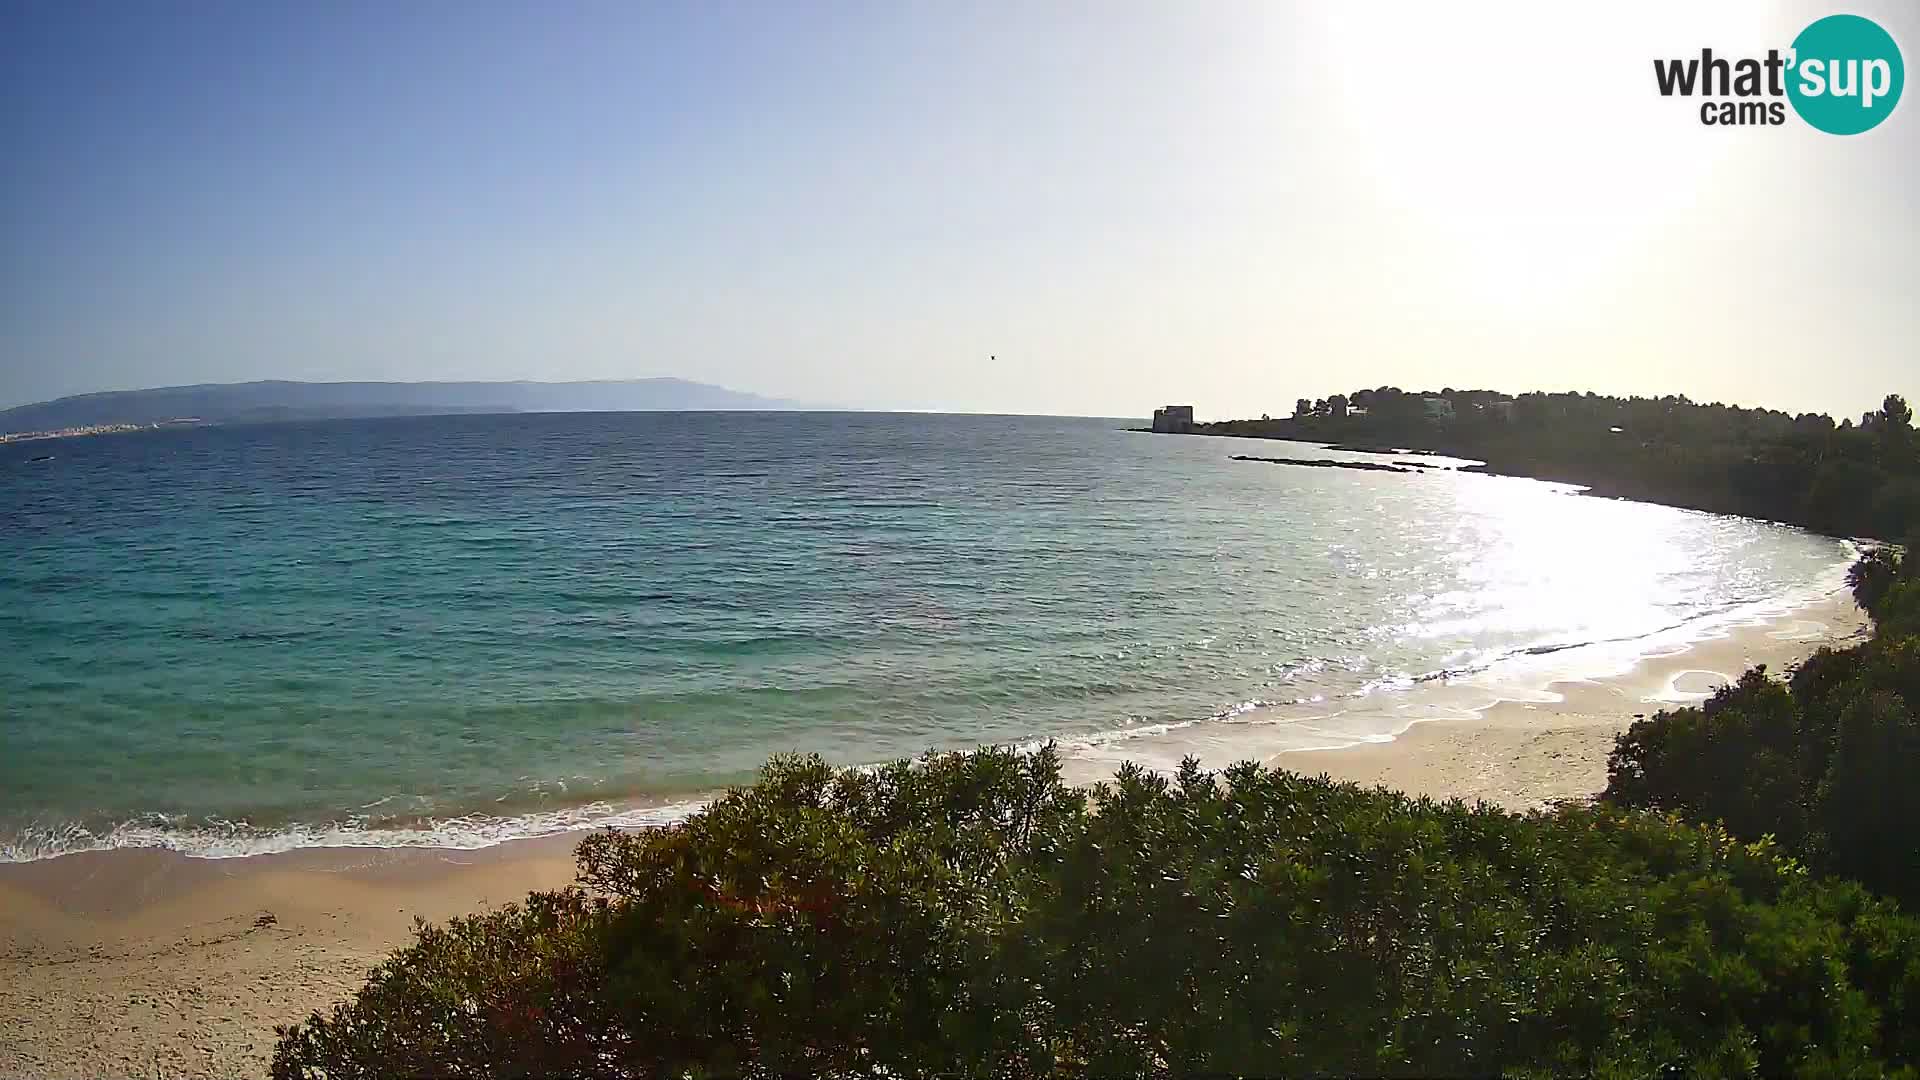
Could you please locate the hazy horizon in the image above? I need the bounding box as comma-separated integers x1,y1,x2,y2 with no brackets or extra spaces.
5,1,1915,420
0,373,1906,426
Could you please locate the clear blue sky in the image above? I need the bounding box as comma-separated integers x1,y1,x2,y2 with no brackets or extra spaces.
3,1,1915,418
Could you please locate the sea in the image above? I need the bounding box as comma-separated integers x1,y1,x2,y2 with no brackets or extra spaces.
0,411,1856,861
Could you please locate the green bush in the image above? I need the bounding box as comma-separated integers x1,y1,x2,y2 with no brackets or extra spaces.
1604,546,1920,908
1817,688,1920,897
1878,579,1920,638
1605,667,1810,849
1849,545,1905,616
270,888,624,1078
275,746,1920,1079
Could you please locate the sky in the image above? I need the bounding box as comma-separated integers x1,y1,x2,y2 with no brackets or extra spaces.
2,1,1914,420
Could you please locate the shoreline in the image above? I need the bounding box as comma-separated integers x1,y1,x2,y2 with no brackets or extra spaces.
1278,587,1868,808
1143,426,1892,545
0,589,1872,1078
1046,579,1866,794
2,544,1862,866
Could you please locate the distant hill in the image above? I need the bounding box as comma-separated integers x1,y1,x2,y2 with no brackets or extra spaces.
0,379,811,431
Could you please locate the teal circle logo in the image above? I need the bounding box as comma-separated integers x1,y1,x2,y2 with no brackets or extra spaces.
1787,14,1904,134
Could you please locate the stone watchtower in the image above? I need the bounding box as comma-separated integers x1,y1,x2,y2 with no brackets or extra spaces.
1151,405,1195,433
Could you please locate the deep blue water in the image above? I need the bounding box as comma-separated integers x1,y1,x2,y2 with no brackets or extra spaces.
0,411,1851,858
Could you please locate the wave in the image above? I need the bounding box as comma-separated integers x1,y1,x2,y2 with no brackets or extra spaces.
0,799,708,864
1,542,1862,866
1389,542,1860,692
1,697,1317,864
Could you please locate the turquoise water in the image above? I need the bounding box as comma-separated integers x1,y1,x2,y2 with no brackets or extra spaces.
0,412,1852,859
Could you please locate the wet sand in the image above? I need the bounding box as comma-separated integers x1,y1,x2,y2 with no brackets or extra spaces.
1278,590,1867,808
0,591,1870,1079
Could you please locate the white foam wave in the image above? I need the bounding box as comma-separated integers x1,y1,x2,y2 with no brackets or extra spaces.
0,798,709,864
1035,538,1864,773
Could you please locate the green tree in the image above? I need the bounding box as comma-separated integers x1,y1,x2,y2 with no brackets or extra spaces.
1882,393,1913,440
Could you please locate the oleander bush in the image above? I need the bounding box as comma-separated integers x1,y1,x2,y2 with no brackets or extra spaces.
274,743,1920,1079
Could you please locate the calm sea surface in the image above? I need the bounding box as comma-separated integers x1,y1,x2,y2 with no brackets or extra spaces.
0,412,1852,859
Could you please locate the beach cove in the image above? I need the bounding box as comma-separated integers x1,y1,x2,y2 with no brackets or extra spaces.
0,587,1870,1079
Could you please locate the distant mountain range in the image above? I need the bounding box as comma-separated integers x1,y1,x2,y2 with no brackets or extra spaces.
0,379,812,432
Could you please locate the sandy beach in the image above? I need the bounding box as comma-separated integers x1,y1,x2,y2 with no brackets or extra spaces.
0,590,1871,1080
0,837,581,1079
1282,589,1870,809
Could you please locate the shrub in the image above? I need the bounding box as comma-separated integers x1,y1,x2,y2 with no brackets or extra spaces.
275,747,1920,1079
1817,689,1920,901
1848,545,1905,617
270,888,623,1079
1603,668,1809,848
1878,579,1920,638
1604,547,1920,909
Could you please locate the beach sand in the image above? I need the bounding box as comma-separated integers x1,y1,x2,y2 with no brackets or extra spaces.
0,838,579,1079
0,591,1871,1079
1280,589,1869,810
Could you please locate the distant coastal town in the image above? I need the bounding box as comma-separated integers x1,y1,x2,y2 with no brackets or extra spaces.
0,420,198,444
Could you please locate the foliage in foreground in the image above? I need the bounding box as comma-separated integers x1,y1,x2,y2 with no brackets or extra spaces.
1605,540,1920,906
275,745,1920,1079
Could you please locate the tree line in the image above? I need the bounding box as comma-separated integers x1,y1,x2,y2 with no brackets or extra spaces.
1201,387,1919,540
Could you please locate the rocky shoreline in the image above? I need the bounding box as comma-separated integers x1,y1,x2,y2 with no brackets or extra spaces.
1228,453,1438,474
